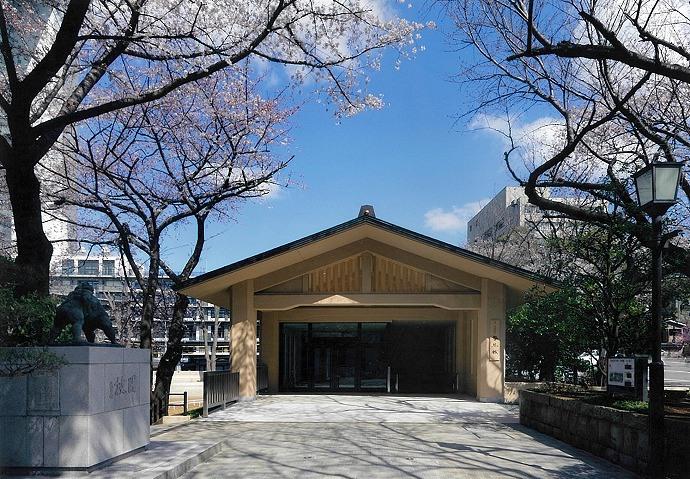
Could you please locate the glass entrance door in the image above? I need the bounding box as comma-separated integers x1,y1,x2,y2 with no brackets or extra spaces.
280,322,388,392
312,323,358,391
333,341,357,390
312,339,357,391
279,320,455,393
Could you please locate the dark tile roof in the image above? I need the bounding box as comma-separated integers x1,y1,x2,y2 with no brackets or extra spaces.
177,214,557,291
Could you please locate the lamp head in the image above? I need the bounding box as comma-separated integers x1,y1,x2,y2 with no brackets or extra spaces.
633,162,683,217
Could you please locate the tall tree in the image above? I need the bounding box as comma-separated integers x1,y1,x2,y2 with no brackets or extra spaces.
446,0,690,275
505,218,651,382
0,0,424,296
44,68,292,409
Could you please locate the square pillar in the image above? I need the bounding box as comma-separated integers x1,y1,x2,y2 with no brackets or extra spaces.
476,278,506,402
455,311,476,394
231,280,257,400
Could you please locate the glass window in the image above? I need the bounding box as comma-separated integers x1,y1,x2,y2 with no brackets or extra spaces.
281,323,310,389
102,260,115,276
62,259,74,274
311,322,358,338
77,260,99,275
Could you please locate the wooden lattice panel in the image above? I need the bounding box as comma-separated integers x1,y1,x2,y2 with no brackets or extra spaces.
373,256,426,293
308,256,361,293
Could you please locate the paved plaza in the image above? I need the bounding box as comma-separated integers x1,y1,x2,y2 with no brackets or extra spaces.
49,394,636,478
175,395,635,479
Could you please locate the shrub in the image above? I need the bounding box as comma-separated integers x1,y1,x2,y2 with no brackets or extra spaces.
0,288,57,347
0,286,66,376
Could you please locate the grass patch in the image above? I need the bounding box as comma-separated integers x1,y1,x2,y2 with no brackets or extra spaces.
583,395,649,413
611,400,649,413
184,406,203,419
531,382,592,398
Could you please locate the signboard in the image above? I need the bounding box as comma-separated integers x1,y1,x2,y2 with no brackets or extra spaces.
608,357,635,387
489,319,501,362
489,337,500,361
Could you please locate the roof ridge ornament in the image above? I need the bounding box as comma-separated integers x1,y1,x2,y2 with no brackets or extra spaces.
358,205,376,218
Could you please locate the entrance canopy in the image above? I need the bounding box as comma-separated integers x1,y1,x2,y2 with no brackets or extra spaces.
177,207,556,402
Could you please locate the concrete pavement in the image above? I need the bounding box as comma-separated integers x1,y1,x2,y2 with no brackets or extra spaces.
178,395,635,478
39,394,635,478
200,394,520,424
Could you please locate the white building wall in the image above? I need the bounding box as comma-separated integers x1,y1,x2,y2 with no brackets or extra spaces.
467,187,528,242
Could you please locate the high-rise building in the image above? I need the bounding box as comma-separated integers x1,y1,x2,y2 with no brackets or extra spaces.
467,187,549,243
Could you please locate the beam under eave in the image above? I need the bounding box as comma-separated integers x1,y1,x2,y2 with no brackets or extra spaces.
253,293,481,311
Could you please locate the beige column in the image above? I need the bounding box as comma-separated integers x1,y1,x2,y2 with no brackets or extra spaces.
231,280,257,399
476,278,506,402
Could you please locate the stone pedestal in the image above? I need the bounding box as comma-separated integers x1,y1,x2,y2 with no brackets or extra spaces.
0,346,150,472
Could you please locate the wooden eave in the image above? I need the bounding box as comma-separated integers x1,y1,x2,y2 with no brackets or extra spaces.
177,215,557,307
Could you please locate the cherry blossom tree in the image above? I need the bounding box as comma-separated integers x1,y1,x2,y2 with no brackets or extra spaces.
0,0,426,296
43,66,292,412
445,0,690,276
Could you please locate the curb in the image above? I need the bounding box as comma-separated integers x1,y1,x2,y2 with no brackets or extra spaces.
151,419,195,438
149,441,225,479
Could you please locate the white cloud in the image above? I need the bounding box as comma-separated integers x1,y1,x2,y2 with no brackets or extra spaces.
469,113,569,179
424,199,489,234
469,114,563,154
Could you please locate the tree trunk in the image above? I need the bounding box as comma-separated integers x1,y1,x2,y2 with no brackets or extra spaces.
139,258,159,350
4,159,53,296
202,306,210,371
152,293,188,419
211,305,219,371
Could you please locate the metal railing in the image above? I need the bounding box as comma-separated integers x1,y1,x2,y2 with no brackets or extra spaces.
202,370,240,417
169,391,188,415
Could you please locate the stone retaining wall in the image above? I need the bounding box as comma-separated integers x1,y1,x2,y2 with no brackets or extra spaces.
519,389,690,477
504,382,544,404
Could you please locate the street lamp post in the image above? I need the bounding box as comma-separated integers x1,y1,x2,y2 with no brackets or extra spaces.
633,161,683,477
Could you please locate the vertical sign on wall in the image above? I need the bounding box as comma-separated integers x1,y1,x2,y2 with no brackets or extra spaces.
489,319,500,361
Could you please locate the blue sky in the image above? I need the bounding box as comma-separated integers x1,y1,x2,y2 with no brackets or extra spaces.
166,3,517,274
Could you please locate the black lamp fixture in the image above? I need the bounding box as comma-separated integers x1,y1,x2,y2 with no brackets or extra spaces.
632,160,683,478
633,162,683,217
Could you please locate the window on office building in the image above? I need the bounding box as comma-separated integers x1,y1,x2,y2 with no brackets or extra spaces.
77,260,99,275
62,259,75,274
102,260,115,276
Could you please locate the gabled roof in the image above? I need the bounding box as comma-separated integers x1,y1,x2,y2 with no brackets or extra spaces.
177,214,557,305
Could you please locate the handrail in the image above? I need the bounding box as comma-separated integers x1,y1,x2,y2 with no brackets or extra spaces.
202,365,269,417
168,391,188,415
